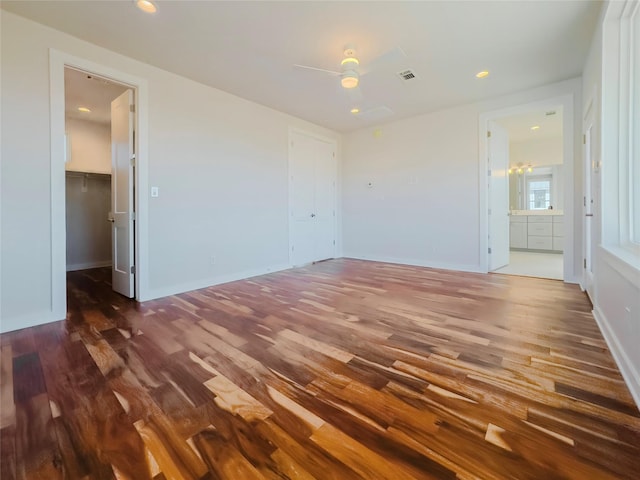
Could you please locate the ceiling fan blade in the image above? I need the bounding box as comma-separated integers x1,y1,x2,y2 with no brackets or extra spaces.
353,106,395,121
361,46,407,75
293,64,341,76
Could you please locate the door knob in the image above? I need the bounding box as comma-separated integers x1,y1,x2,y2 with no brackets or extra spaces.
310,213,316,218
585,213,594,217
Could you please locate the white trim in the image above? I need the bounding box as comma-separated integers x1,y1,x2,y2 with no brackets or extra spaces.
592,306,640,411
599,245,640,286
287,127,338,267
479,94,575,282
342,254,483,274
0,311,62,334
66,261,112,272
144,263,291,301
49,50,150,308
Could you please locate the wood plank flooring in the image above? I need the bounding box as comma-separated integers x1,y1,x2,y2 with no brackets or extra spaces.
1,259,639,479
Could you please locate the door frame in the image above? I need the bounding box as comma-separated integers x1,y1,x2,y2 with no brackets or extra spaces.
49,49,150,319
582,89,597,299
478,94,575,282
287,127,338,267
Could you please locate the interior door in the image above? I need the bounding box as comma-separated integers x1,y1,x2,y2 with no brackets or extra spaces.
290,131,336,266
110,90,135,297
583,123,595,301
290,132,317,266
488,121,510,270
313,140,336,261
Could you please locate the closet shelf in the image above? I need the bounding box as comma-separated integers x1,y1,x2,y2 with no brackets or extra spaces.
66,170,111,179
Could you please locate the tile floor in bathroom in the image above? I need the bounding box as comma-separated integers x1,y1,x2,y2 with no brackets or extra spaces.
493,250,564,280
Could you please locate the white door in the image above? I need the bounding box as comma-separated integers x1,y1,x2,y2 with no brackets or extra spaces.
290,131,336,266
583,122,596,301
313,139,337,261
290,133,317,266
110,90,135,297
488,121,510,270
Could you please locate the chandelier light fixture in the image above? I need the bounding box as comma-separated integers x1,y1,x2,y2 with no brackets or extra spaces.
508,163,533,175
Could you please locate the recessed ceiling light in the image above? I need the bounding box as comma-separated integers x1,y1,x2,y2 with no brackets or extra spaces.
136,0,157,14
531,125,540,130
77,107,91,113
350,108,360,114
475,71,489,78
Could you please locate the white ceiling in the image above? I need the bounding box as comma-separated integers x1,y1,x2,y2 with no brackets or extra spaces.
2,1,602,132
496,108,563,143
65,67,128,125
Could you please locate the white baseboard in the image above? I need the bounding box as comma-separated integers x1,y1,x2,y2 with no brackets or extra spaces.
141,263,292,302
66,260,112,272
0,310,63,334
592,306,640,412
565,275,581,285
342,253,483,274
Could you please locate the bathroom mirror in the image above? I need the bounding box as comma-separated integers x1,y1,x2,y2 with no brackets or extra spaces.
509,165,563,211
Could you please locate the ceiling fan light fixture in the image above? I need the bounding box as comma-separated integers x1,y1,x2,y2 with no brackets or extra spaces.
341,71,359,89
341,57,360,67
476,70,490,78
343,45,357,57
350,108,360,114
136,0,157,14
77,106,91,113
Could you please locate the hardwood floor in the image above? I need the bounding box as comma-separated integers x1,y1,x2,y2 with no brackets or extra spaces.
1,259,639,479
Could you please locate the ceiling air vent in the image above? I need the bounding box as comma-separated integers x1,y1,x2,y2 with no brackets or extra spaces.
397,69,417,81
545,110,557,116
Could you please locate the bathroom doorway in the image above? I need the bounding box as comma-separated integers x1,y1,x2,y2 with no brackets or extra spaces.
492,106,565,280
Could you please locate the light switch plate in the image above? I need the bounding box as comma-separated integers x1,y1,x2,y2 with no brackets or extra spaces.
151,186,159,197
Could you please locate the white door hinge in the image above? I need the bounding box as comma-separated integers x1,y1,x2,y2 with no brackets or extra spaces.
130,265,135,274
130,104,135,113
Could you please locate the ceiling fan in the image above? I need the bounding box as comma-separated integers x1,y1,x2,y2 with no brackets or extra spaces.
293,44,406,100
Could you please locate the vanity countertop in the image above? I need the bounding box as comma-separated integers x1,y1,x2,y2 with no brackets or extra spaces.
511,210,564,216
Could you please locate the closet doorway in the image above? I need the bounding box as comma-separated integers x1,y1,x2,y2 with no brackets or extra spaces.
289,130,337,267
64,67,136,298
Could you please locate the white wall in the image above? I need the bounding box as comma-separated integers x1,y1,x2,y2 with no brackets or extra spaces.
0,12,340,332
342,78,582,275
584,3,640,408
510,136,563,167
65,117,111,174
